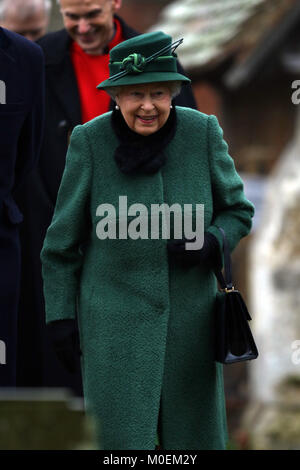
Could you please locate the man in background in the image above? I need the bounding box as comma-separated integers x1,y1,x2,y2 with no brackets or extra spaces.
16,0,197,395
0,26,44,386
0,0,51,41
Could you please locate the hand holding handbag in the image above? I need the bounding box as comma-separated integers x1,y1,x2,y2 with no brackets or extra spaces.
213,227,259,364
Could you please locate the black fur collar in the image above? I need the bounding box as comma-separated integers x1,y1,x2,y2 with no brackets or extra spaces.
111,106,177,175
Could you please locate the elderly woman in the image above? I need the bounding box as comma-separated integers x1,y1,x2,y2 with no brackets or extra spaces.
41,31,254,450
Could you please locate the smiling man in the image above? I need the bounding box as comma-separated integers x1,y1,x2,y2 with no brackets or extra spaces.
15,0,197,396
57,0,125,123
60,0,119,55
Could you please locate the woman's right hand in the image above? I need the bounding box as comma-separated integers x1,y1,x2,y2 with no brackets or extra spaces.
47,319,82,374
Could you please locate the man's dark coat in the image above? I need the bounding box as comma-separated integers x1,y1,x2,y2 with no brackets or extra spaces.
0,27,44,385
15,17,197,395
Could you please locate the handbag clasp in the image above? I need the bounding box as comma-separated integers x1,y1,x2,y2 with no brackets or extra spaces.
224,286,235,293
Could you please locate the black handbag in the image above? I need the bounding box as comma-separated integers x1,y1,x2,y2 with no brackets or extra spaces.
213,227,259,364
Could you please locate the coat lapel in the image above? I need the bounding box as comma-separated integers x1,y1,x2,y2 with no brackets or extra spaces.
47,57,81,127
41,30,81,127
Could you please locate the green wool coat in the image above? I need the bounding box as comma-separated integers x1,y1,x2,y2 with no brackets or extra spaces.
41,107,255,450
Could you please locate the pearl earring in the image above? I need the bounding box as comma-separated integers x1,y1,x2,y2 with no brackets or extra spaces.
115,105,120,110
170,105,173,109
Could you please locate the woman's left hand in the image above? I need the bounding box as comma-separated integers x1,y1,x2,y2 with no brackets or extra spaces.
167,231,221,269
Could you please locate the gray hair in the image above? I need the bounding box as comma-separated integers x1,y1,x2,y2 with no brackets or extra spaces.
105,81,182,101
0,0,52,21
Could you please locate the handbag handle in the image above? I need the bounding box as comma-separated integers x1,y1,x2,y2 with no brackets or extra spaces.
214,227,234,291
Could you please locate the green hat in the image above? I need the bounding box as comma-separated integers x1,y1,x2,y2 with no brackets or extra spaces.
97,31,190,90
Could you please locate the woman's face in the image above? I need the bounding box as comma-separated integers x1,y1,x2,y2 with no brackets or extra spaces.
115,82,172,136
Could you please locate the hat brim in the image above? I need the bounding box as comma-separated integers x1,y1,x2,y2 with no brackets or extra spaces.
97,72,190,90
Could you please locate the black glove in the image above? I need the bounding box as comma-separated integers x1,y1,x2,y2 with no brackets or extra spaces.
47,319,81,374
167,231,222,269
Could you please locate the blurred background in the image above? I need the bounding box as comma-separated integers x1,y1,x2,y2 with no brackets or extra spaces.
1,0,300,450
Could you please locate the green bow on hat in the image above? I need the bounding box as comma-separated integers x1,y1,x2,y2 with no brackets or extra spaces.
97,31,190,90
121,53,147,74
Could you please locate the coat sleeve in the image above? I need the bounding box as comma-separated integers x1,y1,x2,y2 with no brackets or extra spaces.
206,114,255,262
40,125,92,323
